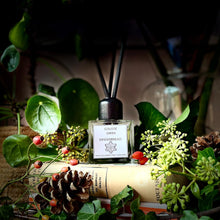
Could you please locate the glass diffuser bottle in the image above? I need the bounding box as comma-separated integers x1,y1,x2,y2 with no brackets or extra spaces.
88,38,134,163
88,98,134,163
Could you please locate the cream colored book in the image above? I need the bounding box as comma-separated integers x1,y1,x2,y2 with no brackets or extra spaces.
30,162,182,203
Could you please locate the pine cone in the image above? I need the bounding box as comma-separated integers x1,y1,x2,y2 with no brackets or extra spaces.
35,169,93,215
190,131,220,160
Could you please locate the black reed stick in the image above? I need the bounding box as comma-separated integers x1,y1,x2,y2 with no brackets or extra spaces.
108,43,117,97
95,56,109,97
112,39,126,98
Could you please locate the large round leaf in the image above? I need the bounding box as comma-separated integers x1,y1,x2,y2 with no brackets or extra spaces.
25,95,61,134
0,45,20,72
3,134,37,167
57,78,99,128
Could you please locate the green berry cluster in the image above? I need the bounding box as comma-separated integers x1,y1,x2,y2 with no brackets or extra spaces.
195,156,220,184
161,183,190,212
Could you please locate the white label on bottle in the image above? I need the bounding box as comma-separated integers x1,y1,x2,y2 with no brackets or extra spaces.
93,124,128,159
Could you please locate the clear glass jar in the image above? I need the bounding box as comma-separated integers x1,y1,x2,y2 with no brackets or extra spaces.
88,119,134,164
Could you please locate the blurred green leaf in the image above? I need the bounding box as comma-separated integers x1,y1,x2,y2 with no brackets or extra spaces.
9,13,30,51
0,45,20,72
3,134,37,167
38,84,56,96
57,78,99,129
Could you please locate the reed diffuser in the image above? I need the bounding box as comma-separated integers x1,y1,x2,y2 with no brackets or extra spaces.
88,39,134,163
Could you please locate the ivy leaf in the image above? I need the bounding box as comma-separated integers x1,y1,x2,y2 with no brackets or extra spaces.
180,210,198,220
145,212,158,220
77,199,106,220
0,44,20,72
3,134,37,167
0,204,14,220
135,102,167,133
135,102,167,147
190,182,202,200
57,78,99,129
110,185,133,214
194,148,215,167
198,189,219,211
174,97,199,146
25,95,61,134
130,197,145,220
201,180,220,196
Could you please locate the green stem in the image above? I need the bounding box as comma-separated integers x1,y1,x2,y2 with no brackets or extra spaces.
12,72,16,99
0,166,34,196
37,58,66,83
17,112,20,135
185,179,196,192
169,169,194,180
0,143,34,196
30,192,43,217
39,152,62,176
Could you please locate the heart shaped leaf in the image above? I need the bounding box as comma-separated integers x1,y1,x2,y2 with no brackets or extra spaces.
25,95,61,134
3,134,37,167
57,78,99,129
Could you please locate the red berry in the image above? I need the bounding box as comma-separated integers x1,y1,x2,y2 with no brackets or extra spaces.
62,147,70,154
34,160,43,169
33,135,44,145
61,166,69,173
131,151,144,160
138,157,148,165
49,199,57,207
52,173,59,181
42,215,50,220
69,158,78,166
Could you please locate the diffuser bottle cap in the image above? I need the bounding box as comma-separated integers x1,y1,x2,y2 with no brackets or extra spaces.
99,98,123,120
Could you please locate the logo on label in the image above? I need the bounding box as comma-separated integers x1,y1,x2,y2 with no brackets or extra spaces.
105,141,117,154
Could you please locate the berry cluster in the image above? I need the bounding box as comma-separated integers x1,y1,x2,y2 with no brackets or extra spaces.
42,126,88,163
131,151,148,165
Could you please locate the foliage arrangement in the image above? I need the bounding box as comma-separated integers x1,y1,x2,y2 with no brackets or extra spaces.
141,119,220,214
0,81,219,219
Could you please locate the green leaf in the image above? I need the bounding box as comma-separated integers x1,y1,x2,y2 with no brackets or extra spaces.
194,148,216,167
134,102,167,147
57,78,99,129
36,146,59,162
145,211,157,220
135,102,167,133
174,97,199,146
110,185,134,214
25,95,61,134
198,189,219,211
199,216,213,220
75,33,84,60
3,134,37,167
9,13,30,51
190,182,202,199
0,204,14,220
38,83,56,96
201,180,220,196
77,200,106,220
130,197,145,220
0,44,20,72
180,210,198,220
